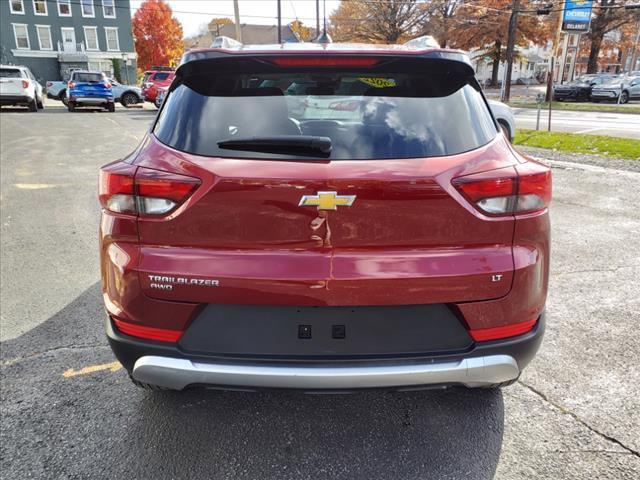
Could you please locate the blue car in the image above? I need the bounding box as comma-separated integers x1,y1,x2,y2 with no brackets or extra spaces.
67,70,114,112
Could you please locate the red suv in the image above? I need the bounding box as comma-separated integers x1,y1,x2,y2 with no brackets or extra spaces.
100,44,551,392
140,68,174,103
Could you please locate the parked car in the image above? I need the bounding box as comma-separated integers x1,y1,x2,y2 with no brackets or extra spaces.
488,100,515,141
47,77,141,107
553,74,616,102
0,64,44,111
141,69,174,103
67,70,114,112
100,44,551,392
154,86,168,109
590,75,640,104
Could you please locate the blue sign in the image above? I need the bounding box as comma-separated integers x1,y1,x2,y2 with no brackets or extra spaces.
562,0,593,33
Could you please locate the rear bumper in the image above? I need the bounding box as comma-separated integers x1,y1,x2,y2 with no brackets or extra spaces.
0,95,32,105
71,96,113,104
107,312,545,391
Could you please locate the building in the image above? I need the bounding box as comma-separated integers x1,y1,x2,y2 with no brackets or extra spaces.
473,43,551,86
185,22,308,50
0,0,137,83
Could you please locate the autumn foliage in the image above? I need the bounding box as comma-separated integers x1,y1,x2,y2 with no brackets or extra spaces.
132,0,183,72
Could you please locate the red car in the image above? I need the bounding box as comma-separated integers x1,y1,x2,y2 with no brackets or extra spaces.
100,43,551,392
140,68,174,103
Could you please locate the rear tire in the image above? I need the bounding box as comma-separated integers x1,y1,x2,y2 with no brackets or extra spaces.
120,92,138,107
67,101,75,112
619,91,629,104
107,102,115,112
28,97,38,112
60,90,68,106
498,120,512,142
37,96,44,109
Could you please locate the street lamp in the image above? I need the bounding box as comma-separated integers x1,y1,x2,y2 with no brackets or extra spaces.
121,52,130,85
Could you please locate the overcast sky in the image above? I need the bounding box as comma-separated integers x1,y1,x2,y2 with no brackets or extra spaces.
130,0,341,38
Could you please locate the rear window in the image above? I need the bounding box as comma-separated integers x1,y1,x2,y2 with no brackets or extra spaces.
0,68,23,79
153,73,170,81
73,72,105,83
154,68,497,160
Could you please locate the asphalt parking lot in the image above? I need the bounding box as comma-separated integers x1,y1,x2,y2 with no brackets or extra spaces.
1,106,639,479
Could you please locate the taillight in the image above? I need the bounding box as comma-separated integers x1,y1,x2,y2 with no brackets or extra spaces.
104,83,112,89
68,81,75,89
452,162,551,216
469,318,537,342
46,81,52,87
21,79,29,89
99,163,200,216
270,56,380,67
113,318,183,342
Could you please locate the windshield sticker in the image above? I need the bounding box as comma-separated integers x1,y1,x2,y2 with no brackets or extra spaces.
358,77,396,88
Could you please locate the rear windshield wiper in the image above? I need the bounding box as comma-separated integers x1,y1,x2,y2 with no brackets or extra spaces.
217,135,331,158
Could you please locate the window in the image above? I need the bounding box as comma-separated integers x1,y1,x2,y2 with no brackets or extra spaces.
154,68,497,160
32,0,47,15
84,26,98,50
105,27,119,51
12,24,30,49
81,0,94,17
10,0,25,14
57,0,71,16
0,68,24,78
102,0,115,18
72,71,106,82
36,25,52,50
153,73,170,81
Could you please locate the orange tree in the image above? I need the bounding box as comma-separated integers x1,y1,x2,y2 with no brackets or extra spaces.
132,0,183,71
442,0,550,86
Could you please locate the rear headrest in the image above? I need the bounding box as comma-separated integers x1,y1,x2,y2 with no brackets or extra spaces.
234,87,284,96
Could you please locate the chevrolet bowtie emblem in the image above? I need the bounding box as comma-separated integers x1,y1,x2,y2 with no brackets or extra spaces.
298,191,356,211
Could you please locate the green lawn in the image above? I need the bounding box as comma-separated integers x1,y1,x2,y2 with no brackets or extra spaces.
514,129,640,160
509,101,640,115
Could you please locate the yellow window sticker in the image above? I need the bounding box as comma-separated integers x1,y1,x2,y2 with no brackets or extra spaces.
358,77,396,88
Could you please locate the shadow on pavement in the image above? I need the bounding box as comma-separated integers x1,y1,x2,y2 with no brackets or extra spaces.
1,283,505,480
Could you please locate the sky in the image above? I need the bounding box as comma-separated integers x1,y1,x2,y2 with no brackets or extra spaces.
130,0,341,38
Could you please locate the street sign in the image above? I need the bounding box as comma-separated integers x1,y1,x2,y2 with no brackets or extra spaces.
562,0,594,33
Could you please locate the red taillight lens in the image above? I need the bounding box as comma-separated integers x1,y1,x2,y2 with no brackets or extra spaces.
271,56,380,67
452,162,551,216
469,318,537,342
113,318,183,342
99,163,200,216
104,83,112,89
46,81,52,87
21,79,29,89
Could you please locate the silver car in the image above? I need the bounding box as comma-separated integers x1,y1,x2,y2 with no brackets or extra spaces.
591,76,640,104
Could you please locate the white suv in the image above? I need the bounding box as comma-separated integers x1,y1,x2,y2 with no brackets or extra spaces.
0,65,44,111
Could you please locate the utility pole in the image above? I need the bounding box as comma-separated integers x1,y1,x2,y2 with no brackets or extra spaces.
316,0,320,38
233,0,242,43
277,0,282,44
502,0,521,102
630,22,640,72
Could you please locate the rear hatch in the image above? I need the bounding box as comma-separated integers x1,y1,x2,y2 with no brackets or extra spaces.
71,72,111,97
0,68,25,96
135,52,516,306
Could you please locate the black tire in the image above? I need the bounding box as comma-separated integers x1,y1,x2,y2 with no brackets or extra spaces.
129,375,173,391
619,91,629,104
107,102,115,112
67,101,75,112
28,97,38,112
60,90,68,106
120,92,138,107
498,120,512,142
37,96,44,109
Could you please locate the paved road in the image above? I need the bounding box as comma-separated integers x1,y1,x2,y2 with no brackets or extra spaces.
513,108,640,139
1,109,639,479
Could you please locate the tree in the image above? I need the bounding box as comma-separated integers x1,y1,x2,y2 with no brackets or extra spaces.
132,0,183,71
290,20,314,42
419,0,462,48
330,0,429,44
444,0,549,86
585,5,640,73
208,17,234,37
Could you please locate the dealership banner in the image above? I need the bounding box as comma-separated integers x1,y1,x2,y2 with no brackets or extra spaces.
562,0,594,33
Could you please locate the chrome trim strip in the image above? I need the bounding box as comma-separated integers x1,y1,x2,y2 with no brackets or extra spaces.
132,355,519,390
